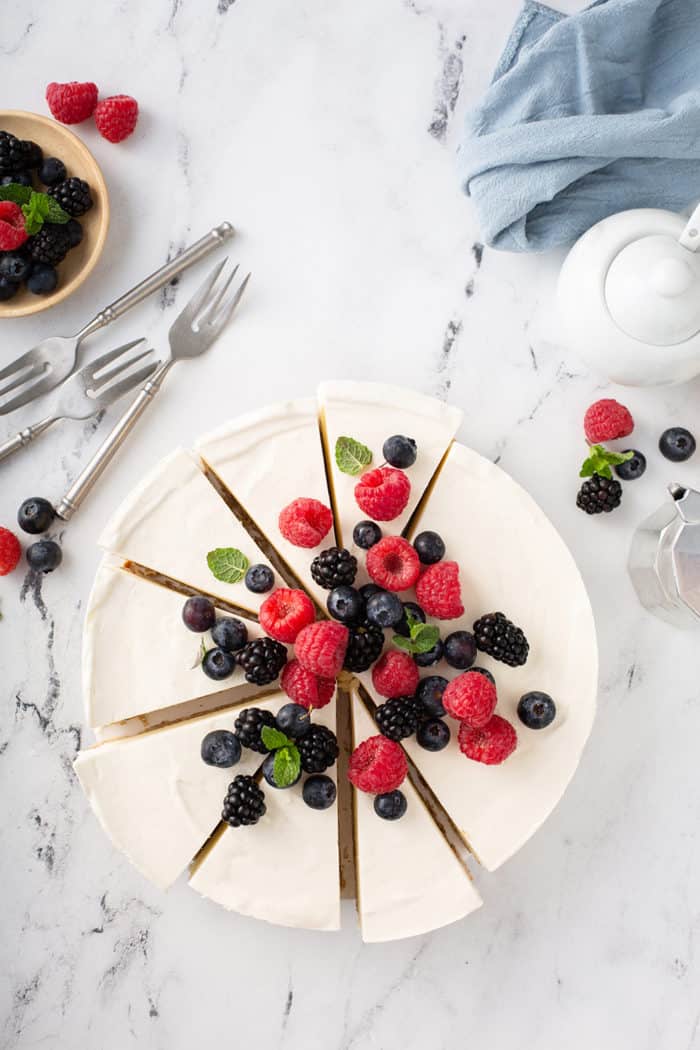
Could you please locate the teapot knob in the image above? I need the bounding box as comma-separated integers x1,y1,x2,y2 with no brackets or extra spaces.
651,257,694,297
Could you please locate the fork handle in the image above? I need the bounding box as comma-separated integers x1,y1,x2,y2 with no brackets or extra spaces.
0,417,55,463
55,361,172,521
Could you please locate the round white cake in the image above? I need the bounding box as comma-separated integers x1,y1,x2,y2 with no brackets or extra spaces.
75,381,597,942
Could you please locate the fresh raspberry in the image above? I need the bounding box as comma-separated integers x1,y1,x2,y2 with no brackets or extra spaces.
0,527,21,576
584,399,634,444
279,498,333,549
46,81,98,124
348,734,407,793
94,95,139,143
259,588,315,643
458,715,517,765
365,535,421,592
0,202,28,251
443,671,497,728
295,620,349,677
415,561,464,620
280,659,335,709
354,467,410,521
371,650,419,699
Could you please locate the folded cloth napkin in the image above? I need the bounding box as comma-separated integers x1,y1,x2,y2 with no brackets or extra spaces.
459,0,700,251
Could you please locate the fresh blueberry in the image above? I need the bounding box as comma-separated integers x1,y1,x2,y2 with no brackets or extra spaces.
275,702,311,739
202,647,237,680
26,539,62,574
659,427,696,463
444,631,477,670
0,252,32,283
245,563,274,593
374,789,408,820
359,583,383,602
416,675,448,718
17,497,55,535
38,157,67,186
303,774,337,809
65,219,83,248
182,595,216,633
416,719,451,751
395,602,426,637
211,616,248,652
353,520,382,549
614,449,647,481
262,750,302,789
366,590,404,629
327,585,365,624
201,729,241,767
27,264,58,295
1,171,32,187
517,691,556,729
413,530,445,565
0,276,18,300
471,666,495,685
383,435,417,469
414,639,444,667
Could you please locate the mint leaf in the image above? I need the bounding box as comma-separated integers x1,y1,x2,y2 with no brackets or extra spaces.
22,193,51,236
45,198,69,224
0,184,32,206
335,436,372,476
190,638,207,669
392,617,440,655
273,744,301,787
206,547,249,584
261,725,292,751
580,444,634,480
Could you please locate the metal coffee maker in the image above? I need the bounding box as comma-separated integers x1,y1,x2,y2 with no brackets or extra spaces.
629,484,700,628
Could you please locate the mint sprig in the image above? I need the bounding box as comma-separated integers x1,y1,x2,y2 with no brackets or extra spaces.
0,185,70,234
260,725,301,787
335,435,372,476
207,547,249,584
392,609,440,655
580,444,634,480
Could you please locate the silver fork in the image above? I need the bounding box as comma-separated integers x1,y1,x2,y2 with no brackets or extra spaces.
53,259,250,521
0,340,158,463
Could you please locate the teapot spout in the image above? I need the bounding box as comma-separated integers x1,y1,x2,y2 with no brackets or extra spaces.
669,483,700,523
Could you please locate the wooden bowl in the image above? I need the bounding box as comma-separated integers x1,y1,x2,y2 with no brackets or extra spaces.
0,110,109,318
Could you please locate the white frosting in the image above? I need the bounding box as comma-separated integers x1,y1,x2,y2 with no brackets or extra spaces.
350,693,481,942
189,698,341,931
74,694,284,890
318,380,462,552
195,399,332,606
83,558,263,728
98,448,281,613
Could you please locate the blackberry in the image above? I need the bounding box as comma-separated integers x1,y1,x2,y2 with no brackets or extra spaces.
221,775,266,827
27,224,72,266
297,724,339,773
343,623,384,672
0,131,25,175
473,612,529,668
49,177,93,217
21,140,43,170
375,696,421,741
311,546,357,589
234,706,276,753
576,473,622,515
236,637,287,685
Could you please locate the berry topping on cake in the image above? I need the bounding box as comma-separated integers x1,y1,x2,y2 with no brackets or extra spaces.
245,563,275,593
261,749,302,789
375,696,421,741
327,585,364,624
280,659,335,709
458,715,517,765
234,706,276,752
371,650,420,698
211,617,248,652
366,535,420,592
414,638,443,667
311,546,357,589
443,671,497,728
382,435,417,469
354,466,411,521
201,729,241,768
0,526,21,576
576,473,623,514
46,81,98,124
365,590,404,628
416,675,448,718
202,647,237,680
297,724,339,773
259,587,315,642
0,202,28,250
517,691,556,729
473,612,529,667
275,702,312,739
353,520,382,549
343,623,385,672
182,595,216,633
374,789,408,820
413,530,445,565
302,774,337,810
222,775,266,827
415,561,464,619
279,497,334,548
443,630,477,670
584,398,634,444
416,719,450,752
348,735,407,793
94,94,139,142
394,601,426,637
295,620,349,678
236,637,288,685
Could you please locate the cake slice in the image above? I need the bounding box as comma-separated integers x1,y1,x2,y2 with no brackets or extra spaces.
350,690,481,943
75,694,284,890
98,448,283,615
189,697,341,931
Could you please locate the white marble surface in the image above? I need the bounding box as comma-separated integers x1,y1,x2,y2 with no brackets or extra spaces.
2,1,700,1047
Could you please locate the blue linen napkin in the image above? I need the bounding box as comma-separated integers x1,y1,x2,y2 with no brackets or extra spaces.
459,0,700,252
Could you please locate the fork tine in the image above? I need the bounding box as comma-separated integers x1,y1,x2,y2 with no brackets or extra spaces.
207,271,251,331
0,347,43,385
197,265,239,327
83,338,149,380
0,360,47,401
91,347,155,390
179,259,228,321
93,362,160,407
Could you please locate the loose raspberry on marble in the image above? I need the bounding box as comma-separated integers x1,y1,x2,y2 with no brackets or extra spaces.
443,671,497,728
295,620,349,678
458,715,517,765
0,526,21,576
46,81,98,124
259,588,315,643
415,561,464,620
348,734,407,793
279,497,334,548
94,95,139,142
0,202,28,251
584,399,634,445
280,659,335,709
354,467,410,521
365,535,420,592
371,650,419,699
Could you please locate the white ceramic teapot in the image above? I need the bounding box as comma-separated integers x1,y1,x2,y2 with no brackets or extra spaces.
558,203,700,386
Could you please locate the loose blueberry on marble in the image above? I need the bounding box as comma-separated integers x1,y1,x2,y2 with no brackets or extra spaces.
275,702,311,739
17,497,56,535
182,595,216,633
517,691,556,729
201,729,241,768
353,520,382,549
366,590,404,629
470,666,495,685
202,647,237,680
416,718,450,752
395,601,426,638
614,449,647,481
327,584,365,624
659,427,696,463
413,530,445,565
26,539,62,574
416,675,448,718
302,773,337,810
444,630,477,670
374,789,408,820
414,639,444,667
27,263,58,295
383,435,417,469
262,750,301,789
211,616,248,652
245,563,274,593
